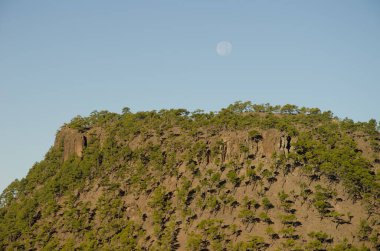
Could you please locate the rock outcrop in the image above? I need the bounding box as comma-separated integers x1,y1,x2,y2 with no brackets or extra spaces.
54,128,87,161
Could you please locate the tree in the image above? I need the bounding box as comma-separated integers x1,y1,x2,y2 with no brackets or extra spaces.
186,232,203,251
227,170,241,188
358,220,372,241
245,236,269,251
0,179,20,208
248,130,263,142
225,101,253,113
259,212,273,224
262,197,274,211
148,186,172,235
312,185,334,217
109,220,144,249
122,107,131,115
280,104,299,115
307,231,331,246
67,115,90,132
238,209,258,231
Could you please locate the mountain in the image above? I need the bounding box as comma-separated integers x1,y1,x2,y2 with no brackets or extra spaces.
1,102,379,251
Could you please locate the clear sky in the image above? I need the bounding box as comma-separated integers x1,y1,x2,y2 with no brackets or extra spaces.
0,0,379,192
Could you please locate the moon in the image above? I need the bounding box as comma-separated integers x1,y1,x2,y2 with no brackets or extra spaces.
216,41,232,56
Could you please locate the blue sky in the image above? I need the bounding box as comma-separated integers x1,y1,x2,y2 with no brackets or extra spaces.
0,0,379,192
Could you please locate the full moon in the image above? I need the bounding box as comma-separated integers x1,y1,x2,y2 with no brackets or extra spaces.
216,41,232,56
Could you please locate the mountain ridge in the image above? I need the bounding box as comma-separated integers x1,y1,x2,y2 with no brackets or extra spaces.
1,102,379,250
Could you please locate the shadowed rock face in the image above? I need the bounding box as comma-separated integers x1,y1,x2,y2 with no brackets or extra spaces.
54,128,87,161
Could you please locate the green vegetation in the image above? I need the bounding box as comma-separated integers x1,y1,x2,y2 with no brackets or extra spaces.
0,101,379,250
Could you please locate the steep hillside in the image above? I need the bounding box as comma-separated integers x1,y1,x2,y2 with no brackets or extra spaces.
1,102,379,251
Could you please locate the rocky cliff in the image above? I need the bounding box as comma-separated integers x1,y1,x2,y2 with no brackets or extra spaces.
54,128,87,161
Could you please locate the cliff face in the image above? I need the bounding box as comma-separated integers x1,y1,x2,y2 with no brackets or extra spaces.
54,128,87,161
1,104,379,251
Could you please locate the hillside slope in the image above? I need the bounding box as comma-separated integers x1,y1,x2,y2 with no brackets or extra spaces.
1,102,379,250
